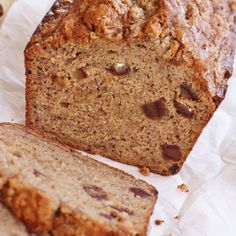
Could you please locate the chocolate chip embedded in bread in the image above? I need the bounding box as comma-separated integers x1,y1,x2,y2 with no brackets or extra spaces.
180,83,199,101
174,100,195,118
107,63,131,76
161,144,182,161
130,187,151,198
142,98,168,120
83,185,108,201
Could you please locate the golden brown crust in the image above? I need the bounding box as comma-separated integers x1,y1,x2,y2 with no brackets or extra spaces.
53,205,143,236
0,123,157,236
25,0,235,99
1,177,55,234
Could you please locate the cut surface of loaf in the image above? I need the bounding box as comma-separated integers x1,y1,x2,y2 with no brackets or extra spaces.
25,0,236,175
0,123,157,236
0,203,32,236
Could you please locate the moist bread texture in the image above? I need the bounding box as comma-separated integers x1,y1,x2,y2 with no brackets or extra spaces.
0,123,157,236
0,203,32,236
25,0,236,175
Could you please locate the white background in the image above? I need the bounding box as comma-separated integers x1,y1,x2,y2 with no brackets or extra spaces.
0,1,236,235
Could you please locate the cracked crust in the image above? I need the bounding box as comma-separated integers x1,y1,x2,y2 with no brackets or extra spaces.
25,0,236,97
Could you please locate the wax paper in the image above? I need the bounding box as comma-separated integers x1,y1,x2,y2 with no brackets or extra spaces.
0,1,236,235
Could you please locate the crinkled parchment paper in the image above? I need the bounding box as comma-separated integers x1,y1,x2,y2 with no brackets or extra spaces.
0,1,236,235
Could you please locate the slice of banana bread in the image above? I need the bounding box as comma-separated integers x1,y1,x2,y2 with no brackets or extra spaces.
25,0,236,175
0,123,157,236
0,203,31,236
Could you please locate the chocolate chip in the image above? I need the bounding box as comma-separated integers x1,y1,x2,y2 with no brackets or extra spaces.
180,84,199,101
76,68,88,79
0,4,3,17
130,187,151,198
161,144,182,161
110,205,134,215
142,98,167,120
83,185,108,201
169,164,180,174
174,100,195,118
107,63,131,76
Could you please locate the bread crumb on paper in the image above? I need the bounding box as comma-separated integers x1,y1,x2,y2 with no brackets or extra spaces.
177,183,189,192
155,219,165,225
174,215,180,219
139,166,150,176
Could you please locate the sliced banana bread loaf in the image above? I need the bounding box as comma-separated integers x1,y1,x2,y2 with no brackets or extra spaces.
0,123,157,236
0,203,32,236
25,0,236,175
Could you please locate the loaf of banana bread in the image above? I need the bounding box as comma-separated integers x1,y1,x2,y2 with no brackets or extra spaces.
0,123,157,236
25,0,236,175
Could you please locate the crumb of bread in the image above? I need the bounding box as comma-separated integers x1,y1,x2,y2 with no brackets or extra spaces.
177,183,189,192
155,219,165,225
174,215,180,219
139,166,150,176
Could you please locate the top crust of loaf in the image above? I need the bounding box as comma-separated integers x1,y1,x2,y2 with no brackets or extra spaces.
25,0,235,101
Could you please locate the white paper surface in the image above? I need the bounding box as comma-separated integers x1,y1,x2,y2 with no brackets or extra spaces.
0,1,236,235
